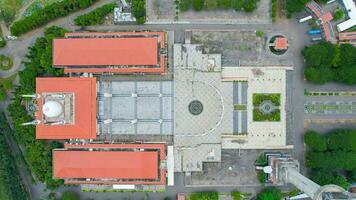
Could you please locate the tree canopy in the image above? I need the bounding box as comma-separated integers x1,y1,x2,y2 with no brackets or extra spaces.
7,26,67,189
74,3,116,26
303,43,356,84
304,129,356,189
10,0,99,36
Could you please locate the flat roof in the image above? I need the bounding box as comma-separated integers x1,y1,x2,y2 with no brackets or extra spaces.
36,77,97,139
53,37,158,66
53,151,158,179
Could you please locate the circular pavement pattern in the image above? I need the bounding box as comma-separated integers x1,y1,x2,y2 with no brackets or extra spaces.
189,100,204,115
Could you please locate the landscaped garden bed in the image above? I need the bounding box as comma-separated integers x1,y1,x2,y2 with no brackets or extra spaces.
253,93,280,106
252,93,281,122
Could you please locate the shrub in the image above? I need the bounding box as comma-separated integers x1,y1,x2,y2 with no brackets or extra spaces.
74,3,116,26
304,130,327,151
10,0,99,36
257,171,267,184
253,109,280,121
253,93,281,106
0,37,6,48
190,192,219,200
192,0,204,11
333,9,344,21
256,187,282,200
0,55,13,70
256,30,264,38
231,191,243,200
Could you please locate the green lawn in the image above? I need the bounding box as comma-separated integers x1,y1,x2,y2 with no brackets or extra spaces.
234,104,247,111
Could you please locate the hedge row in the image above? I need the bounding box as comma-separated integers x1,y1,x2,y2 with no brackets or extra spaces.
10,0,99,36
74,2,116,26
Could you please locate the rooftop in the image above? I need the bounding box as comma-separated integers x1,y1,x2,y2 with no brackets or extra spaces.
36,77,96,139
53,37,158,66
53,143,166,185
274,37,288,50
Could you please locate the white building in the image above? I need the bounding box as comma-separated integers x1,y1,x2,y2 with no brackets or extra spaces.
337,0,356,32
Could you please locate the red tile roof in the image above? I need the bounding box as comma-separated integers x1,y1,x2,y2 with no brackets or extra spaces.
53,151,158,180
321,12,333,23
339,31,356,40
36,77,96,139
53,143,167,185
274,37,288,50
53,37,158,66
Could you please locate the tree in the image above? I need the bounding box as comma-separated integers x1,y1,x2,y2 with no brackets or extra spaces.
2,79,13,91
256,187,282,200
326,130,356,151
304,130,327,151
74,3,116,26
302,42,335,68
304,67,333,84
333,9,345,20
243,0,258,12
286,0,310,16
206,0,218,9
192,0,204,11
61,191,78,200
217,0,232,9
180,0,191,11
311,170,350,189
10,0,98,36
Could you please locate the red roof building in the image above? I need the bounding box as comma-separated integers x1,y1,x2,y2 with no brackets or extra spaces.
53,37,158,66
274,37,288,50
53,32,166,74
36,77,97,139
53,143,166,185
339,31,356,41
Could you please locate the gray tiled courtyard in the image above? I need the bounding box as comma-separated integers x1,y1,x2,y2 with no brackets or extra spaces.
98,81,174,135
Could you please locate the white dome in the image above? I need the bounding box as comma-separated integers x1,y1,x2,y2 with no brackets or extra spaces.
263,166,273,174
43,101,63,118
